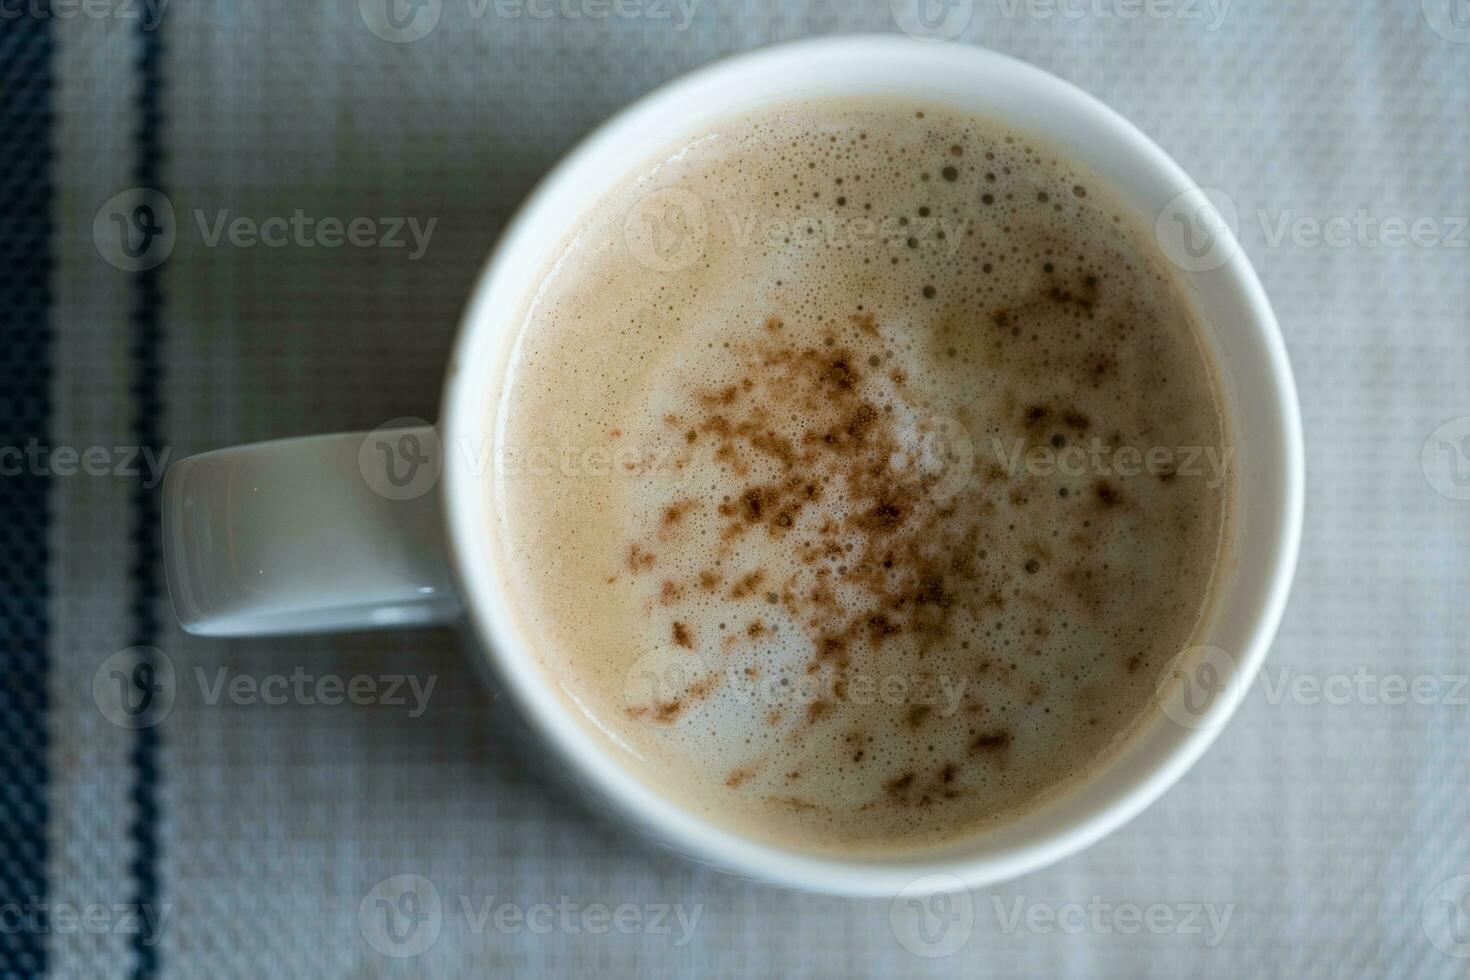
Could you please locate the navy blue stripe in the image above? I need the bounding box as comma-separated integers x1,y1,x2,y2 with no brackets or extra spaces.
0,5,55,980
128,19,166,980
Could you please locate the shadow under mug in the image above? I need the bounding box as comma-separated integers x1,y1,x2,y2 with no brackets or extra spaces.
162,36,1303,897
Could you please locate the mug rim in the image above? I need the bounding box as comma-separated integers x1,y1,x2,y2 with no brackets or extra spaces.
440,34,1304,897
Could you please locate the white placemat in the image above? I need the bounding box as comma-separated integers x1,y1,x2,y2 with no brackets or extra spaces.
39,1,1470,976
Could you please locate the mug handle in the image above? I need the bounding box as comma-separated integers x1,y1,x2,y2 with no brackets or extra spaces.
161,425,461,636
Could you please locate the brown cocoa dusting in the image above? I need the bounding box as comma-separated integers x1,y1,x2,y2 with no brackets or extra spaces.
969,730,1013,754
730,570,766,599
616,277,1218,809
627,545,655,573
626,674,715,727
661,499,696,527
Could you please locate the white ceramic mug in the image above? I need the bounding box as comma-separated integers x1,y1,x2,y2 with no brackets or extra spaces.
162,35,1303,896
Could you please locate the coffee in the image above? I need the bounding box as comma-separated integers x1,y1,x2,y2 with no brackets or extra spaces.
492,98,1232,853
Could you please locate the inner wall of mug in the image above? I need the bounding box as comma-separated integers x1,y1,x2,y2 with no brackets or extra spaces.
442,37,1299,890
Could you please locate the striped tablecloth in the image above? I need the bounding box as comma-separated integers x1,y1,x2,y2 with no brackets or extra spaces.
3,1,1469,976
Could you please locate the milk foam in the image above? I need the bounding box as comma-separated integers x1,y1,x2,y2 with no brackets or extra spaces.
493,98,1231,853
